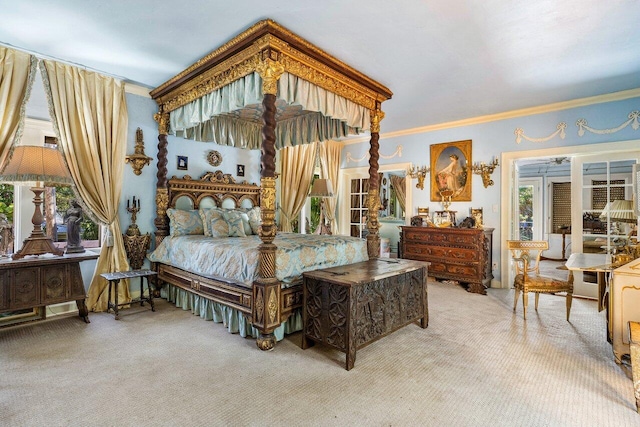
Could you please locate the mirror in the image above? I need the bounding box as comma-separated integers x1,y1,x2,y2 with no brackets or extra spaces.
379,171,406,221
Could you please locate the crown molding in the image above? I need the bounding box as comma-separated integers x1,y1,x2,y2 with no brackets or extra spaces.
124,83,151,98
342,87,640,145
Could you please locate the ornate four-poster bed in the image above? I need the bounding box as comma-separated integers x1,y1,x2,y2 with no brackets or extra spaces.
149,20,392,350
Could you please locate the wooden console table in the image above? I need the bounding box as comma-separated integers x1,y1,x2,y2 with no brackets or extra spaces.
400,226,493,294
0,252,99,323
302,258,428,370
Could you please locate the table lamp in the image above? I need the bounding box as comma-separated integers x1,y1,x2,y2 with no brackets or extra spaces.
0,145,74,259
309,178,334,235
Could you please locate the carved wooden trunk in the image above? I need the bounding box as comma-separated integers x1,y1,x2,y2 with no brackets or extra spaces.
0,253,98,323
400,226,493,294
302,258,428,370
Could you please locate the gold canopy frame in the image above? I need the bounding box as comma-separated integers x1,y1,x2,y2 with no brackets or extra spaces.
151,19,392,350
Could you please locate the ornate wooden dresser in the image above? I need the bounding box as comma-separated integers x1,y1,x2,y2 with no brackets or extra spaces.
302,258,428,370
0,253,98,323
400,226,493,294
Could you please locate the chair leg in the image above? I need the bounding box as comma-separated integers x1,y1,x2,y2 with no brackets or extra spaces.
566,293,573,321
535,293,540,311
522,292,528,320
513,288,520,312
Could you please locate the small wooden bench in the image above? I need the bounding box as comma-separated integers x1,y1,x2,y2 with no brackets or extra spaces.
101,269,157,320
629,321,640,413
301,258,429,370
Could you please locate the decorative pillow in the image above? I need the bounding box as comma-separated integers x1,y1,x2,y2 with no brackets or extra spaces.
199,208,224,237
167,208,204,236
247,207,261,235
209,211,229,238
223,210,247,237
233,209,252,236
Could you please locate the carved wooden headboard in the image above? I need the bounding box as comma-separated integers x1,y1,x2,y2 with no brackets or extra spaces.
167,170,260,210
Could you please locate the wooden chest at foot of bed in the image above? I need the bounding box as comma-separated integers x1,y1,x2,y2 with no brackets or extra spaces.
399,226,493,294
301,259,428,370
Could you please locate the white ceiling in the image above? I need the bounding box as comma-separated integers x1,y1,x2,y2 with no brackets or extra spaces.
2,0,640,134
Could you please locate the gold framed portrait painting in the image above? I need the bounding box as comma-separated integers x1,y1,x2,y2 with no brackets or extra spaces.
430,139,472,202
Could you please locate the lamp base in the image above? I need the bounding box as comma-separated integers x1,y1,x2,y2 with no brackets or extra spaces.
10,185,65,259
314,200,332,235
12,235,64,260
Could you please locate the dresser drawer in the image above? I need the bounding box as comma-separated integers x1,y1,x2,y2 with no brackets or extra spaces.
404,244,479,262
428,261,480,281
404,230,479,247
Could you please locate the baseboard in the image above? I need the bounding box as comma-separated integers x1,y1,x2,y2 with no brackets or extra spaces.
44,289,144,318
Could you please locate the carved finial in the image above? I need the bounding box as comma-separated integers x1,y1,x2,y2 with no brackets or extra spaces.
256,57,285,95
370,108,385,134
154,111,170,135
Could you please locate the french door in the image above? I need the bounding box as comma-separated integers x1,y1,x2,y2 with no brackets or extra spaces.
571,152,639,297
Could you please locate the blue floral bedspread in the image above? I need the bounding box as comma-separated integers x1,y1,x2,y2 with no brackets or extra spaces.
148,233,368,288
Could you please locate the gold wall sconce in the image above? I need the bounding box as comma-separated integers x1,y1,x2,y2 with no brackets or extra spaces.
125,128,153,175
472,157,499,188
408,165,430,190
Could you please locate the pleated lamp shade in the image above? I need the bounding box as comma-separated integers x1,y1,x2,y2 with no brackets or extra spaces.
309,178,334,198
609,199,636,223
0,145,73,186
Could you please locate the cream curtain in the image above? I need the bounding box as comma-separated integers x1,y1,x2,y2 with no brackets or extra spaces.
0,47,36,170
390,175,407,214
41,60,130,312
279,142,317,232
319,140,343,232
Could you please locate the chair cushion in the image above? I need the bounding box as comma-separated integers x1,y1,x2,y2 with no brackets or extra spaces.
515,273,573,294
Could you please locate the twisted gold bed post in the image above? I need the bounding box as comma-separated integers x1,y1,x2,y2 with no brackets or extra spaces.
366,105,385,259
253,56,284,351
153,111,170,247
152,111,170,297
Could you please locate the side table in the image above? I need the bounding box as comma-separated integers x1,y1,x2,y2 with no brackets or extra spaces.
0,252,99,324
101,269,157,320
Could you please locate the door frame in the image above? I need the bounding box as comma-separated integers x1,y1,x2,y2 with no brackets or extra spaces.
500,138,640,289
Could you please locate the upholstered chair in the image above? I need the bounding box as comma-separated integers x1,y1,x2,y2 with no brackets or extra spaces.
507,240,574,321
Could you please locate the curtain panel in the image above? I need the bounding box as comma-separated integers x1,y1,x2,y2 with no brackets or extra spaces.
0,47,36,171
279,142,317,232
390,175,407,214
41,60,130,312
319,140,343,232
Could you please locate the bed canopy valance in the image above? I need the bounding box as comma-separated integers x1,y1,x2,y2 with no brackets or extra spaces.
150,19,392,350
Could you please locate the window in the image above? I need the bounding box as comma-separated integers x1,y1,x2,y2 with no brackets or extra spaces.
349,177,369,238
0,184,14,256
45,185,100,249
42,139,100,249
3,119,102,253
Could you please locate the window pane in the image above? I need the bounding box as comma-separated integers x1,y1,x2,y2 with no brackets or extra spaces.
49,186,100,248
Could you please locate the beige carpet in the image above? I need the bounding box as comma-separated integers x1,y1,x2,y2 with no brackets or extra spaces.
0,280,638,426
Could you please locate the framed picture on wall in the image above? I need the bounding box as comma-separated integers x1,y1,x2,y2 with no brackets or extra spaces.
237,164,245,177
177,156,188,170
430,139,472,202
